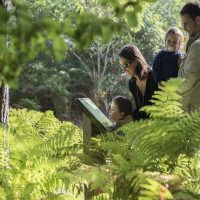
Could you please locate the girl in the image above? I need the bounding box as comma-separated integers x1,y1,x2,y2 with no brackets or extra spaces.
153,27,184,84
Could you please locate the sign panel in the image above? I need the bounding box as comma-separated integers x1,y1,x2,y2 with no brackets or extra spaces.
77,98,113,132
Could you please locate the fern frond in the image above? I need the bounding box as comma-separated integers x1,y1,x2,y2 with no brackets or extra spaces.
142,78,184,119
0,109,83,199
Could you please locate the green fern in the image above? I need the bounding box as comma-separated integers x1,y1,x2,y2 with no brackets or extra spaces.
0,109,83,200
77,78,200,200
1,78,200,200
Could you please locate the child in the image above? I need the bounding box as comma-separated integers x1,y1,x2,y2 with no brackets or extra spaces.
109,95,133,130
152,27,184,84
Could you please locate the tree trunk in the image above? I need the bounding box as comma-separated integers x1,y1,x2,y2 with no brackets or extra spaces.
0,0,10,125
1,0,11,10
0,0,11,169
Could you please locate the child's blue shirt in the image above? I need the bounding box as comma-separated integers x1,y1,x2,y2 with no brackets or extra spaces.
152,50,181,83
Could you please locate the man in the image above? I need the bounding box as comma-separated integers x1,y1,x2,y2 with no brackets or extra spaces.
179,2,200,112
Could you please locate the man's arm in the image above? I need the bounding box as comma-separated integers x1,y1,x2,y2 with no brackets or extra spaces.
178,41,200,111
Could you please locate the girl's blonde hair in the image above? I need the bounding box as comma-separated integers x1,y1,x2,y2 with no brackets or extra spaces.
165,27,184,50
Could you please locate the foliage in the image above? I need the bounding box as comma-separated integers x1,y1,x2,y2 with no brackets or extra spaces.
10,53,71,120
0,108,83,199
3,0,200,199
129,0,188,64
0,0,155,87
75,78,200,200
3,79,200,199
0,1,68,87
66,39,132,113
10,38,133,122
10,0,190,123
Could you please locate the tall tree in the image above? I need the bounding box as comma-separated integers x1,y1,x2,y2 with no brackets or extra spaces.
0,0,11,170
0,0,11,125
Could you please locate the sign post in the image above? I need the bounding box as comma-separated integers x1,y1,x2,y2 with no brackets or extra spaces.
76,98,113,200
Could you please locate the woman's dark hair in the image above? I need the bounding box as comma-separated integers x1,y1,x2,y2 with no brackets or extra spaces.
119,44,150,80
180,2,200,21
112,96,132,118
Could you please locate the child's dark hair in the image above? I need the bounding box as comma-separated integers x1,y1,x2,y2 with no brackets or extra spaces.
165,27,184,49
180,2,200,21
112,96,133,118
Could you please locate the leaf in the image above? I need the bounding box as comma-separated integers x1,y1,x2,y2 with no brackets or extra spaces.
126,11,138,27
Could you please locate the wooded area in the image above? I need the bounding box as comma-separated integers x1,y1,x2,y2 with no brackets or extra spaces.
1,0,200,200
1,0,187,123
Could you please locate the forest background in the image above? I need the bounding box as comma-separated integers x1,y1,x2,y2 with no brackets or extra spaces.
7,0,189,125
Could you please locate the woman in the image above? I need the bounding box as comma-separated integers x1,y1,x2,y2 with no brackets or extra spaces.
119,44,158,120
